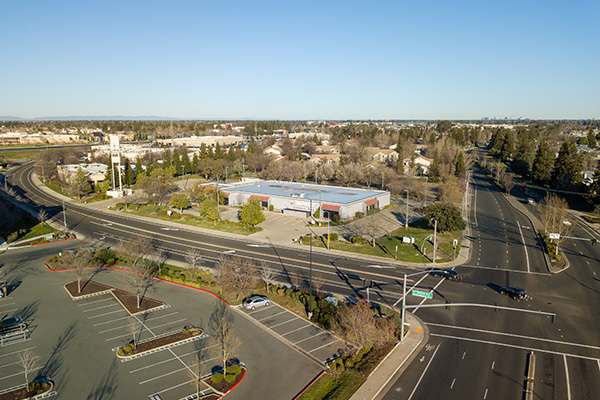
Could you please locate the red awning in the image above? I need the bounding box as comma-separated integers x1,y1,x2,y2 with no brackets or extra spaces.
222,192,229,197
321,204,340,211
250,195,270,202
364,198,378,206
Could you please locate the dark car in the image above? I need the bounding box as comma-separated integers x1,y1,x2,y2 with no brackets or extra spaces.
500,286,528,300
428,268,460,280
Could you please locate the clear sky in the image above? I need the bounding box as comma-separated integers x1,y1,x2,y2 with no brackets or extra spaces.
2,0,599,120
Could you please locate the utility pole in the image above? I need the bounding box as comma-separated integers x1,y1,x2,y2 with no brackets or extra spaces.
405,189,409,230
401,274,406,342
62,200,67,232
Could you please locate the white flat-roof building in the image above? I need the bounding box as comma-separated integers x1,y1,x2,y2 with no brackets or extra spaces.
223,181,389,220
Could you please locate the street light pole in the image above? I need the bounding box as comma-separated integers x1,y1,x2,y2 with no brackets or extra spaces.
308,198,313,319
401,274,406,342
405,189,409,230
432,218,437,264
62,200,67,232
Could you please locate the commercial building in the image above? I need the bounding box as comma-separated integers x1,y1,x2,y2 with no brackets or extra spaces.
224,181,389,221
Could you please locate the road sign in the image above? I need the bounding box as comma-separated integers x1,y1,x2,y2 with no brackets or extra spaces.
412,289,433,299
549,233,560,240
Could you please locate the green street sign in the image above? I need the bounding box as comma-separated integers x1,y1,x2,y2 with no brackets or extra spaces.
412,289,433,299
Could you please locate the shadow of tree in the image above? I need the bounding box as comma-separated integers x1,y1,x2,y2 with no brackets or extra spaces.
38,321,78,379
85,358,118,400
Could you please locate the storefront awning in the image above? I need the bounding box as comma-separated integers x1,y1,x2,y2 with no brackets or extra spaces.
321,203,340,211
364,198,378,206
250,195,270,202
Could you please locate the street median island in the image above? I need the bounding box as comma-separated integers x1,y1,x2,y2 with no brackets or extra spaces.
0,379,54,400
64,280,112,298
117,326,203,358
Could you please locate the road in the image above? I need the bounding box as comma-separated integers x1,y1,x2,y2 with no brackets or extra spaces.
381,168,600,400
5,162,600,399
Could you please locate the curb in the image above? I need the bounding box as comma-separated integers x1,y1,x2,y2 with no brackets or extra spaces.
116,328,204,359
292,370,326,400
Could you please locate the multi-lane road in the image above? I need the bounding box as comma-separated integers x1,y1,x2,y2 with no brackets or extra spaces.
5,161,600,399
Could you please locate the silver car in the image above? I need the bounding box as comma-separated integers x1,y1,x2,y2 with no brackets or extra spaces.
243,296,271,310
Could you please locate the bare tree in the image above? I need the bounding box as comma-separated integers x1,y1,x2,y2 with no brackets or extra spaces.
19,349,39,388
127,316,142,349
57,249,99,293
499,172,514,194
259,263,276,293
210,305,242,374
358,216,381,247
213,256,259,300
312,274,325,297
150,247,166,276
333,299,395,350
37,209,48,226
537,194,574,254
119,236,155,308
185,248,203,281
186,353,203,398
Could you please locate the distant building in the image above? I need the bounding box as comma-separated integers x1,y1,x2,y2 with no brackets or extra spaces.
309,153,341,165
58,163,108,184
365,147,399,163
223,181,389,221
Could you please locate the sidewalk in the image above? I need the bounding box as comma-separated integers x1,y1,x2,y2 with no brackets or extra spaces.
349,312,429,400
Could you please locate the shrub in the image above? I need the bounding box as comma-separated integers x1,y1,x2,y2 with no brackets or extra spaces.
354,212,364,219
269,204,274,211
226,364,242,376
344,358,355,368
95,249,117,266
225,373,236,382
329,233,338,242
6,231,19,243
349,235,367,245
212,373,224,383
332,214,341,223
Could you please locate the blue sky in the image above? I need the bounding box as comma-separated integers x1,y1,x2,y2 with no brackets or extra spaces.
2,0,598,120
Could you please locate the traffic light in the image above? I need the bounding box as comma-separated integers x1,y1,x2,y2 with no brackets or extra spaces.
592,238,597,246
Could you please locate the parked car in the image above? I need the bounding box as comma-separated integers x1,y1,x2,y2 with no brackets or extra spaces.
242,295,271,310
500,286,528,300
562,220,571,226
527,198,536,205
428,268,460,280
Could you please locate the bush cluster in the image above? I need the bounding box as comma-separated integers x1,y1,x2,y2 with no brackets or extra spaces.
269,284,338,330
327,344,373,373
349,235,367,245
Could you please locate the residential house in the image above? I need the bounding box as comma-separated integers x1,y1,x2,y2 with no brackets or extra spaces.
309,153,341,165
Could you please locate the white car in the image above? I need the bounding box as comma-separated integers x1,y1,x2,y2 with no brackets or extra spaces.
242,296,271,310
563,220,571,226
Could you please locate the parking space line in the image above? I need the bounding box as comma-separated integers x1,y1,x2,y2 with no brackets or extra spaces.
0,347,36,358
258,310,289,322
0,356,40,369
0,308,18,314
281,324,312,337
0,366,42,382
308,339,340,353
82,303,120,313
129,345,218,373
87,309,127,319
269,317,298,329
0,302,17,309
98,312,182,334
247,305,275,315
105,318,188,342
77,297,114,307
295,331,328,345
137,356,219,385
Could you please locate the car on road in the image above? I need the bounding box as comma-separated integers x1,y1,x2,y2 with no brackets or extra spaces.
428,268,460,280
563,219,571,226
243,295,271,310
499,286,528,300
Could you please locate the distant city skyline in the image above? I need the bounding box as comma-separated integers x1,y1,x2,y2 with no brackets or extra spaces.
2,1,599,120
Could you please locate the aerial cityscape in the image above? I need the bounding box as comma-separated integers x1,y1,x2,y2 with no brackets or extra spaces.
1,1,599,400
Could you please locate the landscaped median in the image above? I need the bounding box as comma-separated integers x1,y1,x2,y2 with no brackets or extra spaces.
116,326,205,359
0,378,54,400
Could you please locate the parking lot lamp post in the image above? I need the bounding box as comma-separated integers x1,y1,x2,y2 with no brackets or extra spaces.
401,273,407,342
405,190,409,230
62,200,67,232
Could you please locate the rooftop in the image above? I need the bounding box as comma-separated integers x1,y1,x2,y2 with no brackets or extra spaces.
227,181,385,205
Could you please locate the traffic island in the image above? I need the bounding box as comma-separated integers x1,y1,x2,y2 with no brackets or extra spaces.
110,288,166,315
0,378,54,400
117,327,205,358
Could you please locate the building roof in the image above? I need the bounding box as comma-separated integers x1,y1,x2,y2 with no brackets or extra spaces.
228,181,385,205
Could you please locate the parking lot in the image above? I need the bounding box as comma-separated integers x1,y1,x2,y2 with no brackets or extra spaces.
0,242,323,400
239,302,343,364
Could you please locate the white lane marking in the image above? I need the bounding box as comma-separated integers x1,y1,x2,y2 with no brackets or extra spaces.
258,310,289,322
281,324,312,337
269,317,298,329
450,378,456,389
518,223,531,273
87,309,127,319
484,388,488,399
430,333,600,362
491,361,495,369
473,181,479,227
412,276,448,312
408,344,440,400
0,347,36,358
105,318,188,342
460,264,550,276
77,297,113,306
130,344,218,374
427,323,600,351
564,355,571,400
82,303,120,313
393,273,430,307
462,352,466,360
0,355,40,369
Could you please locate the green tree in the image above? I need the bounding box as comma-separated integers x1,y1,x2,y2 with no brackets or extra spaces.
499,130,514,162
551,141,582,189
453,150,466,178
429,149,441,179
163,148,172,169
588,127,597,149
134,158,143,183
181,148,192,175
71,167,92,199
136,168,176,206
424,203,465,232
511,135,534,177
172,148,182,176
239,198,266,227
191,152,200,174
168,193,190,213
200,198,220,225
123,158,134,186
532,140,553,184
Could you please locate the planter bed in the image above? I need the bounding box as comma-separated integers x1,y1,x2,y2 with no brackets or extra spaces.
0,380,52,400
64,280,112,298
202,367,246,395
111,288,165,315
117,327,202,358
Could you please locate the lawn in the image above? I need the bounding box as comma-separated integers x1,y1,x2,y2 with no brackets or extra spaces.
113,203,261,236
18,223,56,241
303,226,460,263
297,371,365,400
